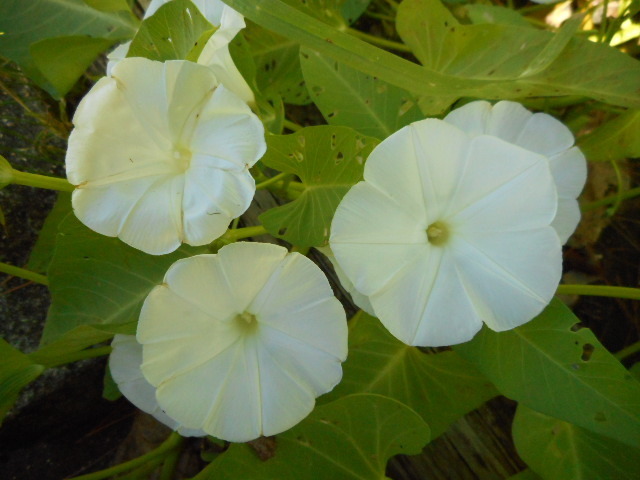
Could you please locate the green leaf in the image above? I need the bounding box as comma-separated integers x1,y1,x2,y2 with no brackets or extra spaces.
340,0,372,25
455,299,640,448
244,21,310,105
127,0,215,62
578,110,640,162
462,5,530,27
0,154,12,189
259,126,378,247
103,364,122,401
195,394,430,480
42,214,206,344
300,48,423,139
83,0,131,12
0,339,44,425
323,312,498,438
30,323,134,367
27,193,73,274
513,405,640,480
507,469,543,480
0,0,138,97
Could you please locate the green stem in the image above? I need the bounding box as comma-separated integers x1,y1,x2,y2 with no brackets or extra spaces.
69,432,184,480
581,186,640,211
32,346,113,369
556,284,640,301
348,28,412,52
0,262,49,285
256,172,292,190
220,225,268,243
11,169,74,192
283,118,302,132
615,341,640,361
159,445,182,480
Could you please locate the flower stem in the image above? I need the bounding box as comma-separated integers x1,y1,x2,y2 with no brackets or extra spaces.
348,27,412,52
256,172,292,190
581,186,640,212
0,262,49,286
69,432,184,480
283,118,303,132
11,169,74,192
221,225,268,243
556,284,640,301
615,341,640,361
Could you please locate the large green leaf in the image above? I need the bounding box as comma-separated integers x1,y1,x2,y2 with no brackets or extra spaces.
340,0,371,24
455,300,640,448
128,0,215,62
0,0,138,96
259,126,378,247
42,214,206,344
396,0,640,110
578,110,640,162
513,405,640,480
323,312,498,438
195,394,430,480
300,48,423,139
0,339,44,425
27,193,73,274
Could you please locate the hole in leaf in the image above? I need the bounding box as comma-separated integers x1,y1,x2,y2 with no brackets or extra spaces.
571,363,580,370
570,323,584,332
312,85,324,94
581,343,595,361
327,111,337,118
330,133,337,149
278,227,288,236
335,151,344,164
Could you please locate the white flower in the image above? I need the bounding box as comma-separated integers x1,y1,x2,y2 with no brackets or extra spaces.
137,242,348,442
66,57,265,255
443,100,587,243
109,334,206,437
330,118,563,347
107,0,253,103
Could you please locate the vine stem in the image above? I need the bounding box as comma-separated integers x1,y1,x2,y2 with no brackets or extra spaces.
615,341,640,361
581,186,640,211
0,262,49,286
11,169,74,192
256,172,292,190
219,225,268,243
556,284,640,301
69,432,184,480
282,118,303,132
347,28,412,52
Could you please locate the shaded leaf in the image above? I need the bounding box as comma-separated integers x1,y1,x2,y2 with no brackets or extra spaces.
462,5,530,27
43,214,206,344
83,0,131,12
259,126,378,247
455,300,640,448
323,312,498,438
196,394,430,480
0,0,138,96
578,110,640,162
300,48,423,139
128,0,215,62
340,0,372,24
27,193,72,274
513,404,640,480
0,339,44,425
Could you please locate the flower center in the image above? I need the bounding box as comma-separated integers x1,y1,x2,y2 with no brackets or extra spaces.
426,221,449,246
172,147,192,172
234,311,258,334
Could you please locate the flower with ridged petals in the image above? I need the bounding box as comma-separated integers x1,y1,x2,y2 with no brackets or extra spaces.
66,57,265,255
107,0,253,103
109,334,206,437
137,242,348,442
330,118,562,347
443,100,587,243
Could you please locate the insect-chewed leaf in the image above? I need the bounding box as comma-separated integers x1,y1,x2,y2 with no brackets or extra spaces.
259,125,378,247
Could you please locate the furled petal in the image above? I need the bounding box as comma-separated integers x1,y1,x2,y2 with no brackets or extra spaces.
138,243,347,442
109,334,205,437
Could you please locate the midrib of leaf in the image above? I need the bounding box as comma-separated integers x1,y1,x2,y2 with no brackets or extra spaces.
356,344,411,391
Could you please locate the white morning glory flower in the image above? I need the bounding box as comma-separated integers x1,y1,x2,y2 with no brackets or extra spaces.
107,0,253,103
109,334,206,437
137,242,348,442
443,100,587,243
330,118,563,347
66,57,265,255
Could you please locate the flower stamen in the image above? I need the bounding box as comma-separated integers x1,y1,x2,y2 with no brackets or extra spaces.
426,221,449,246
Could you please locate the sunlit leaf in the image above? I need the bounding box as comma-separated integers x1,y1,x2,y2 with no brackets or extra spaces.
0,339,44,425
0,0,138,97
323,312,498,438
340,0,371,24
42,214,206,344
300,48,423,139
259,126,378,247
195,394,430,480
578,110,640,162
128,0,215,62
455,300,640,448
513,404,640,480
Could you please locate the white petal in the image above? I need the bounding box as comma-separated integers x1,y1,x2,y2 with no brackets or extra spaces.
454,229,562,331
118,175,184,255
105,41,130,76
443,100,492,137
549,147,587,199
200,46,255,104
190,85,265,168
552,198,581,244
485,100,533,144
515,112,575,156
